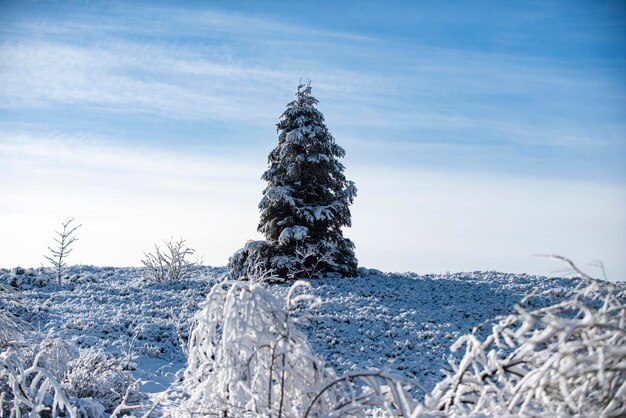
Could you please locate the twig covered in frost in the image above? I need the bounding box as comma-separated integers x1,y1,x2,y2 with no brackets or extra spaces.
0,348,77,417
303,371,420,418
109,382,143,418
421,256,626,417
44,217,81,285
171,307,190,357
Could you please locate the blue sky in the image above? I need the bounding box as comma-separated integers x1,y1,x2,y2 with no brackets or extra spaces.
1,0,625,278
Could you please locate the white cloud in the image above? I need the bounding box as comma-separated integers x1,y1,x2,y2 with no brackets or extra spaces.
0,132,266,267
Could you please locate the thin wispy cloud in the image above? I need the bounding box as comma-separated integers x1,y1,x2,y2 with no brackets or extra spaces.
2,3,623,160
0,40,286,121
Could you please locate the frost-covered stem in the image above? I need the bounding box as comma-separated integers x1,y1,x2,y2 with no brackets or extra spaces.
277,309,291,418
172,308,190,357
277,350,286,418
268,342,276,413
110,384,142,418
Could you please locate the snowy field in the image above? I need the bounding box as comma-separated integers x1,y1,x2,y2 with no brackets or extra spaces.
1,265,593,415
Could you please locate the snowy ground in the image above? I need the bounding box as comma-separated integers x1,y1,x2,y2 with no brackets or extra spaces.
1,266,582,413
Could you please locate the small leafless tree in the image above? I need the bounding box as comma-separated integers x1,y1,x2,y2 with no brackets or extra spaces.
44,218,81,285
141,238,199,282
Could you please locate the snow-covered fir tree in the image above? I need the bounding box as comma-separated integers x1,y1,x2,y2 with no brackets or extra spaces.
229,82,357,280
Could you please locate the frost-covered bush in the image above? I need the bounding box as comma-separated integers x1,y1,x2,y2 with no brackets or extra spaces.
141,238,199,282
420,269,626,417
179,280,394,417
0,338,140,418
4,267,52,289
62,347,141,413
279,240,347,280
33,338,79,381
65,273,98,285
227,240,276,282
0,284,30,349
228,239,350,281
177,279,423,417
0,348,77,418
178,280,332,416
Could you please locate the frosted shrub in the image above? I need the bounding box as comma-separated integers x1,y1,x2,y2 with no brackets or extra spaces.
0,339,140,418
177,279,421,417
63,347,141,413
178,280,332,416
0,284,29,349
141,238,199,282
178,280,365,417
420,267,626,417
0,348,77,418
5,267,52,289
280,240,342,280
228,240,346,281
227,240,275,282
33,338,79,381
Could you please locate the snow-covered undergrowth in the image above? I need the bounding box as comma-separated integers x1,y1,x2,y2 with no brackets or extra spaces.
1,265,623,416
422,273,626,417
1,347,77,417
0,265,224,416
1,339,142,417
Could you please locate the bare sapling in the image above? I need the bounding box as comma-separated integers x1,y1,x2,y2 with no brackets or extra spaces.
44,218,81,285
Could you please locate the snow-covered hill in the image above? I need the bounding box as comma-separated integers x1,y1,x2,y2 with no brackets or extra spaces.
1,265,580,408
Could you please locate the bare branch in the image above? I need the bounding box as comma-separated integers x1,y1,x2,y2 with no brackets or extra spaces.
535,254,595,281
